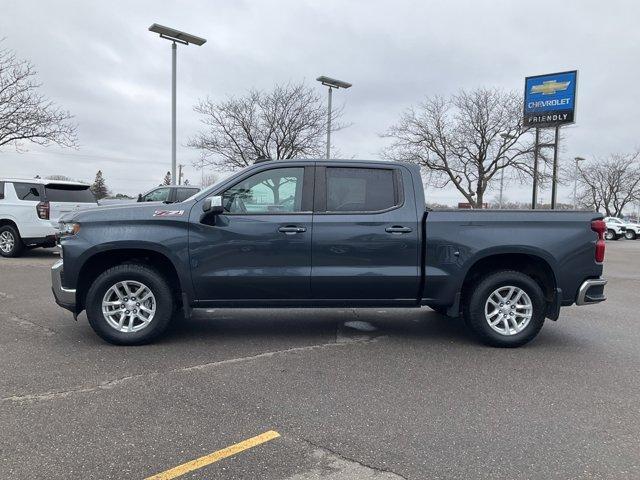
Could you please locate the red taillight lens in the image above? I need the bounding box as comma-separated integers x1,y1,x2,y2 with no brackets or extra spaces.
36,201,50,220
591,219,606,263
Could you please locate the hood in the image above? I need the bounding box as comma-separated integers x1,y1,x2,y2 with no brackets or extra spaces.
60,201,194,224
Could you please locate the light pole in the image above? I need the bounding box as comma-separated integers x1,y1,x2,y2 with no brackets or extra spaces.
316,76,352,159
498,133,516,209
149,24,206,185
573,156,586,209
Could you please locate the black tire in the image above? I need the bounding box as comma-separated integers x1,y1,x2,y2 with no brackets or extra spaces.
605,229,617,241
463,270,546,348
624,230,637,240
85,263,174,345
0,224,24,258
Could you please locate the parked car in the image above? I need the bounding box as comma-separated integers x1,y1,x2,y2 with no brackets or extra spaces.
137,185,200,204
52,159,607,347
604,216,639,240
604,217,628,240
0,178,97,257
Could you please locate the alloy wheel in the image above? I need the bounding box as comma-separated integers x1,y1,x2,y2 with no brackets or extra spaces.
484,285,533,336
0,231,15,253
101,280,157,333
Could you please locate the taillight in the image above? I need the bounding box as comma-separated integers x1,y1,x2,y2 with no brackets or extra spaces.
36,201,50,220
591,219,606,263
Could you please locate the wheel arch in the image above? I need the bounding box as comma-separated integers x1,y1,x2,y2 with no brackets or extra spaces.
76,246,187,313
0,218,20,232
460,250,558,318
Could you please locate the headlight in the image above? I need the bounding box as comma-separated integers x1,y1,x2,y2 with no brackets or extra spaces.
59,222,81,236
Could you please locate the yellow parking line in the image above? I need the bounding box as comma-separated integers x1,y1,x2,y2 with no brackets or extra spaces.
145,430,281,480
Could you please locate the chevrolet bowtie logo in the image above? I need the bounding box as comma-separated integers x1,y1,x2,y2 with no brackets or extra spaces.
531,80,571,95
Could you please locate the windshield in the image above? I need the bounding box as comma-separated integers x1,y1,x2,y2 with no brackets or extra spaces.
45,184,96,203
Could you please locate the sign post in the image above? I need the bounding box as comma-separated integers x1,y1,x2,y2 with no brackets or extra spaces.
523,70,577,209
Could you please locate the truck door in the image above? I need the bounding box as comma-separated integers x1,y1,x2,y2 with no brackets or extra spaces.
189,164,314,302
311,165,420,303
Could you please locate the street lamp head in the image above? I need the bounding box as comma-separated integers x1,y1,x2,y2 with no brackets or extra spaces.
574,156,586,162
316,76,352,89
500,133,516,140
149,23,207,46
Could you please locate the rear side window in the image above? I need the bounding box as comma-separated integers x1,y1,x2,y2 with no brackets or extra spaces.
0,182,4,200
175,188,199,202
45,185,96,203
325,167,397,212
13,183,44,201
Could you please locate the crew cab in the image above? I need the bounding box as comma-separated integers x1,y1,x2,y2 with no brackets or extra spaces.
0,178,97,257
52,160,607,347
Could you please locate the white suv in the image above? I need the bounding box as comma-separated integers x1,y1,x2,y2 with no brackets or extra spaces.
603,217,630,240
0,178,97,257
604,216,640,240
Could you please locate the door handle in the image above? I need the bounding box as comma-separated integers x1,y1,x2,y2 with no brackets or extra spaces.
278,225,307,235
385,226,413,234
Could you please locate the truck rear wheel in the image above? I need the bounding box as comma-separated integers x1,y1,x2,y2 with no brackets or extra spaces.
0,225,24,258
624,230,637,240
463,270,546,348
85,263,174,345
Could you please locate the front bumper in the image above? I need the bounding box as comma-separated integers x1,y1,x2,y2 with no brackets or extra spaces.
576,278,607,306
51,259,76,312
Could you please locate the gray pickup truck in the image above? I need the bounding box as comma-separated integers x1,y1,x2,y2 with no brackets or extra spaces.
52,159,607,347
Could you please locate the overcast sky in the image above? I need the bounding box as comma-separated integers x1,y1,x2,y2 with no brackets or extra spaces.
1,0,638,203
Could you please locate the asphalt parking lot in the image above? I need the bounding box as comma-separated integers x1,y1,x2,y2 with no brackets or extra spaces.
1,241,639,479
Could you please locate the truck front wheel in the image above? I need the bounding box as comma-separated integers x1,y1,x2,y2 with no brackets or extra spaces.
85,263,174,345
463,270,546,348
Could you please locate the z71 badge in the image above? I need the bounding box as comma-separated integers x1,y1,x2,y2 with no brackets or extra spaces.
153,210,184,217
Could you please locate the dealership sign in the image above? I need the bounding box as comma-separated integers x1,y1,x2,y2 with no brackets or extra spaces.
523,70,577,126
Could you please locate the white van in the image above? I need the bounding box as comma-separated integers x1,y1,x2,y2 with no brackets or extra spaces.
0,178,97,257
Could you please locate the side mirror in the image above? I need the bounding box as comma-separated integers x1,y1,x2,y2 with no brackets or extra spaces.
137,194,143,202
202,196,224,215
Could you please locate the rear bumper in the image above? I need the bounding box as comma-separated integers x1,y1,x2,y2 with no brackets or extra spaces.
575,278,607,306
51,259,76,312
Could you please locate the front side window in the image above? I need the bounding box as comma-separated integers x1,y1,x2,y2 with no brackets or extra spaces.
222,167,305,214
143,188,171,202
325,167,397,212
13,183,43,201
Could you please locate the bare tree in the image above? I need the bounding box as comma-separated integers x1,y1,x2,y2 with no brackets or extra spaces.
0,43,77,151
200,172,220,188
576,153,640,216
189,81,344,170
383,88,547,208
45,174,73,181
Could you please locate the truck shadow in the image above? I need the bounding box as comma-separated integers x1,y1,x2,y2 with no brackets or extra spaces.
162,308,478,346
153,307,589,351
